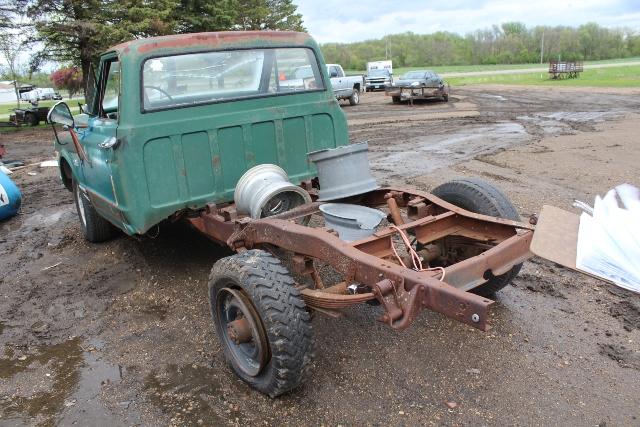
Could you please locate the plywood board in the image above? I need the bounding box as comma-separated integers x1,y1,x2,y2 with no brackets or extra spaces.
530,205,580,269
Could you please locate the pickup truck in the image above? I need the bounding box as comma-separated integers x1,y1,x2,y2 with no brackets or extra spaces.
326,64,363,105
46,31,531,399
365,68,393,91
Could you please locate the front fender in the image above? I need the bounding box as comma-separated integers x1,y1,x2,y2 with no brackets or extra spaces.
57,149,84,191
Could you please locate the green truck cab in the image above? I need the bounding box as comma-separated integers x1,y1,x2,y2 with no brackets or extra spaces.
49,31,348,241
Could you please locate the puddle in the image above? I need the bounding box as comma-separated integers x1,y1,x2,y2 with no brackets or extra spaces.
145,364,231,425
21,205,75,230
0,205,75,238
540,111,621,122
369,121,528,177
0,338,122,426
481,94,507,101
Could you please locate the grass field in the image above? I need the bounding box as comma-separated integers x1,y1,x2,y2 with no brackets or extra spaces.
0,98,84,121
447,64,640,87
345,56,640,76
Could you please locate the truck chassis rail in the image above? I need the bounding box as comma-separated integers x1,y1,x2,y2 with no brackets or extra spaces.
189,187,534,331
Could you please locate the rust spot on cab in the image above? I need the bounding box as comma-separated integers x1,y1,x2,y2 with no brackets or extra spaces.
110,31,310,56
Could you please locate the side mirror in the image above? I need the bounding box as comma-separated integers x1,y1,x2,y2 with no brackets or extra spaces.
330,71,338,78
47,101,75,128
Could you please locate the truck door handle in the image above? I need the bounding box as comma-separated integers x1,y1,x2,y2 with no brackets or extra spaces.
98,137,120,149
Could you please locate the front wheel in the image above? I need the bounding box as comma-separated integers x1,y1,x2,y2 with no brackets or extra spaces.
348,88,360,106
432,178,522,297
209,250,314,397
25,113,39,126
72,179,115,243
392,96,401,104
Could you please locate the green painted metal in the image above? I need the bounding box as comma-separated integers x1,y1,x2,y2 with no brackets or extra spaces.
55,32,348,235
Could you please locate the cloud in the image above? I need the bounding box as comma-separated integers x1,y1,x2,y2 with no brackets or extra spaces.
293,0,640,43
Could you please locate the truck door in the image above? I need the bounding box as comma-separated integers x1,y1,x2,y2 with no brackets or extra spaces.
77,56,122,226
328,65,347,96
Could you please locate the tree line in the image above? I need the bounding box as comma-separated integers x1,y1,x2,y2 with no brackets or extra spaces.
321,22,640,70
0,0,304,95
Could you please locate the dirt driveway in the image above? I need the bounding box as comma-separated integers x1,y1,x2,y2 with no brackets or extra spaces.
1,86,639,426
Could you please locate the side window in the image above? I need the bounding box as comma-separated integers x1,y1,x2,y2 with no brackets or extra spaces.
101,60,120,117
84,65,99,115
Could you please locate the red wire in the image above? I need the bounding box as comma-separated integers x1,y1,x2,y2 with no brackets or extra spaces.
389,225,446,281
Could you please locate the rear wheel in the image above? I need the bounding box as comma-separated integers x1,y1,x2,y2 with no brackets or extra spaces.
72,179,115,243
209,249,314,397
348,88,360,106
25,112,39,126
432,178,522,297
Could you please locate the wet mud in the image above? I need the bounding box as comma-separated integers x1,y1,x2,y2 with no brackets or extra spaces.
1,86,640,425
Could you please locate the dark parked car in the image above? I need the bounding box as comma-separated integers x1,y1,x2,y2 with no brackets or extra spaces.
394,70,444,87
386,70,449,103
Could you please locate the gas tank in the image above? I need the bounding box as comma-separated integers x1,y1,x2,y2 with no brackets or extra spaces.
0,170,21,220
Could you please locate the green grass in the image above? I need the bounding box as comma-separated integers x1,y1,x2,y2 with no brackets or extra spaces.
447,64,640,87
345,56,640,76
0,123,50,133
0,98,84,120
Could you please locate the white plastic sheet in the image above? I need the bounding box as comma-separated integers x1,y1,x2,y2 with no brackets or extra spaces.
576,184,640,293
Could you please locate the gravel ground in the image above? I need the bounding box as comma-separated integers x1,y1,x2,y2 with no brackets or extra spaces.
1,86,639,426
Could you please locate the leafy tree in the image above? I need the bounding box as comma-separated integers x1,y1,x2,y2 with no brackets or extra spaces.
26,0,179,92
25,0,305,94
50,66,82,97
235,0,304,31
27,0,120,92
0,31,23,107
174,0,236,33
321,23,639,71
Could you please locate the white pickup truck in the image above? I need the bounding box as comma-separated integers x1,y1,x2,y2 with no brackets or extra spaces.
326,64,363,106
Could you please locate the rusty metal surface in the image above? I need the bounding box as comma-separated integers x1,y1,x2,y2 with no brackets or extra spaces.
192,186,534,331
230,218,499,331
110,31,311,56
445,231,533,291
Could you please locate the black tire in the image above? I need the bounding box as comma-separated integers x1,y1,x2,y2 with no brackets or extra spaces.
442,93,449,102
392,96,401,104
432,178,522,296
25,113,39,126
348,88,360,106
72,179,115,243
209,249,314,397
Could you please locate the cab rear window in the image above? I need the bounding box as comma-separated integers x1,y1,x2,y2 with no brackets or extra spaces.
142,47,324,111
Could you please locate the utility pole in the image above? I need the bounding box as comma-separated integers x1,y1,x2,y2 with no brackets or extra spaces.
385,36,389,60
540,31,544,64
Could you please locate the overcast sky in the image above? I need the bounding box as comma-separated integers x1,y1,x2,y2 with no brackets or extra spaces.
293,0,640,43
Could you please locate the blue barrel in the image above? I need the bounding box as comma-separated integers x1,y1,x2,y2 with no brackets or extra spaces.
0,170,21,220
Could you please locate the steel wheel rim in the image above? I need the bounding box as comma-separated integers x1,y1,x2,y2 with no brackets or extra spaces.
216,287,269,377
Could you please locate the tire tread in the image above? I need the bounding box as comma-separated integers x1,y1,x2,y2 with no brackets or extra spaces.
432,178,522,296
209,250,313,397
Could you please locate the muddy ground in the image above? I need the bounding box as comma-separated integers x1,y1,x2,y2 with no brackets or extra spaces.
1,86,639,426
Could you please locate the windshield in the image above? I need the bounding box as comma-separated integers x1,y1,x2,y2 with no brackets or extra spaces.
142,47,324,111
401,71,426,80
369,69,390,77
